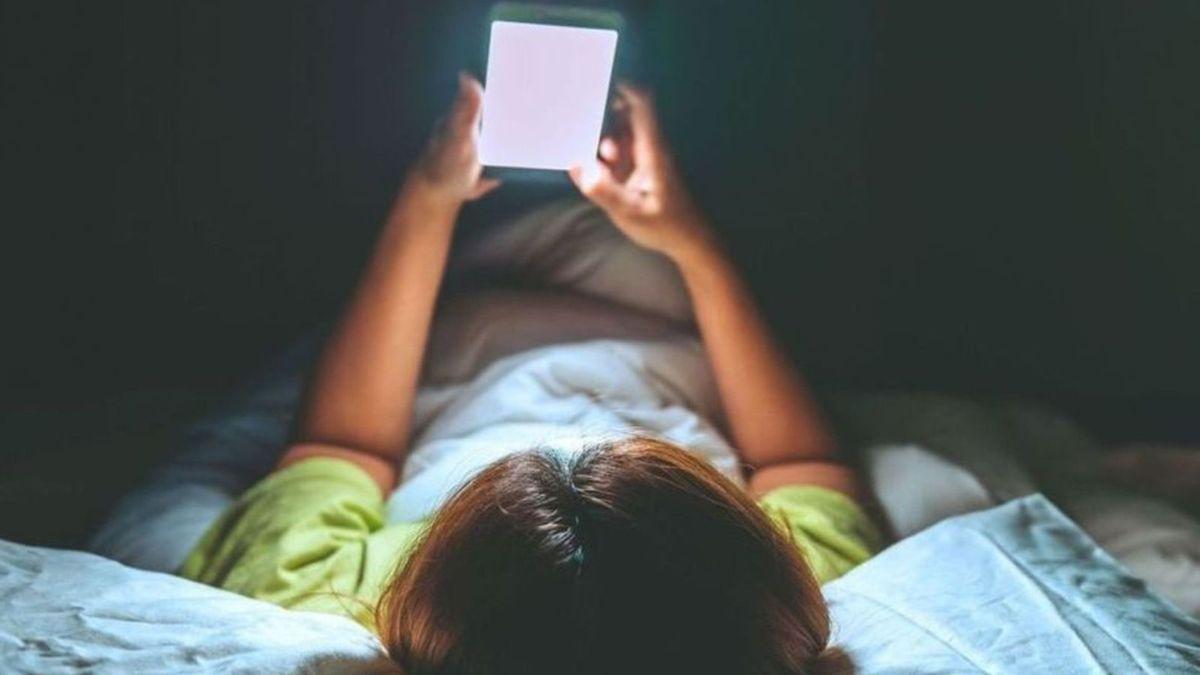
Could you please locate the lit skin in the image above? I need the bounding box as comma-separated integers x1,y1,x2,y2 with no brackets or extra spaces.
570,84,860,500
279,74,498,491
281,75,863,502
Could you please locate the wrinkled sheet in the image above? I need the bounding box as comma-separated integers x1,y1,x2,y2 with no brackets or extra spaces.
7,496,1199,673
0,539,394,674
389,328,740,522
829,392,1200,617
825,495,1200,673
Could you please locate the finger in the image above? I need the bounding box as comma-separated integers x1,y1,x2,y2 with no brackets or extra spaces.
598,134,634,182
568,161,635,214
608,93,632,133
615,81,655,108
615,83,667,167
448,72,485,137
467,176,502,201
599,137,620,162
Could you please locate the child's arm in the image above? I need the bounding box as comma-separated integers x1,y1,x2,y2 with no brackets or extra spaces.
570,84,861,500
279,74,500,493
673,244,863,500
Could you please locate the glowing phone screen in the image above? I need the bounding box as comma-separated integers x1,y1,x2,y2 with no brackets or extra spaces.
479,21,618,171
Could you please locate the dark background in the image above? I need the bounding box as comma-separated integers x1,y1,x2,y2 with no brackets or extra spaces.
3,0,1198,546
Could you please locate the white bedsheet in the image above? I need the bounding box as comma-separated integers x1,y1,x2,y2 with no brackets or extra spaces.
392,329,740,522
0,539,394,674
824,496,1200,673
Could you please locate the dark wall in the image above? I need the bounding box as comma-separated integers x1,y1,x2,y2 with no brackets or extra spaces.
6,1,485,405
861,1,1200,437
5,1,1199,440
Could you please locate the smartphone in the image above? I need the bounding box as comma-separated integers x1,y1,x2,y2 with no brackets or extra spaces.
479,3,624,178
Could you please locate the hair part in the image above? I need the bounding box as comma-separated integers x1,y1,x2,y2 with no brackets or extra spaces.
376,436,836,675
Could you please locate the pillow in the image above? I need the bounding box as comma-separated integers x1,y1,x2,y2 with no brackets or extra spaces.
826,495,1200,673
830,392,1041,537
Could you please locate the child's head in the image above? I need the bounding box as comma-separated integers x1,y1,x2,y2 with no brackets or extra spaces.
376,436,836,675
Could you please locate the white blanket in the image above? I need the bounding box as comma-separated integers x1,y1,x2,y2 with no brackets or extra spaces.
0,539,394,674
394,321,740,521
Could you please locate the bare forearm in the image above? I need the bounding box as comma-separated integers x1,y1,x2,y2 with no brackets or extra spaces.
673,237,838,469
569,82,856,494
273,73,494,492
292,179,458,464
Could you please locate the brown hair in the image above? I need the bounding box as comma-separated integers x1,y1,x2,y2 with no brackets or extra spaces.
375,436,838,675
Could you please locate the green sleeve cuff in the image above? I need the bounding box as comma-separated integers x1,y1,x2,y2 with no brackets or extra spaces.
759,485,884,583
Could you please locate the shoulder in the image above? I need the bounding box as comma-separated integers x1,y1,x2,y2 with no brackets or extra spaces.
181,458,420,622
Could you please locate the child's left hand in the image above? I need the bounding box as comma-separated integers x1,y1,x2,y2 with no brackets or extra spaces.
410,72,501,205
569,84,712,264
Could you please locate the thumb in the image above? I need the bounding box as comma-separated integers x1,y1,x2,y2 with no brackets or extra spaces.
568,162,633,215
466,176,502,201
449,72,484,137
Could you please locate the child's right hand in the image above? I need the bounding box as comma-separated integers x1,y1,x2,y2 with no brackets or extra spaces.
569,84,715,264
409,72,501,208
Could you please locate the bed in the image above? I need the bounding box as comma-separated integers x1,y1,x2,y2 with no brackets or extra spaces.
5,200,1198,672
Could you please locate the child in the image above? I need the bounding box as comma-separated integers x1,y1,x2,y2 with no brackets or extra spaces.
181,74,881,675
